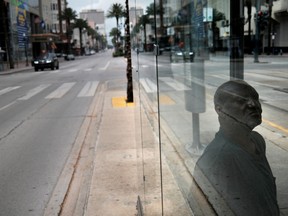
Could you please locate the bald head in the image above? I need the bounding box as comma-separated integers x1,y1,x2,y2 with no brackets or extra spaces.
214,80,262,129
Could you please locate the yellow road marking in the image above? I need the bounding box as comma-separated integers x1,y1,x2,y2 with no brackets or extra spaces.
262,118,288,134
112,97,135,108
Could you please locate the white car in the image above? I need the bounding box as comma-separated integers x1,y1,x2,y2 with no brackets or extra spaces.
65,54,75,61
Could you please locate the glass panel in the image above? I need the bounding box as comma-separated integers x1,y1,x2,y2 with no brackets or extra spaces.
131,0,163,215
133,0,287,215
155,0,286,215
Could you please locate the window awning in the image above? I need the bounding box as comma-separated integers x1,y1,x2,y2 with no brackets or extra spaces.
30,33,60,43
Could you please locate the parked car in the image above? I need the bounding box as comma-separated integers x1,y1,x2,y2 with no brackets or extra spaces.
170,46,194,63
33,52,59,71
65,54,75,61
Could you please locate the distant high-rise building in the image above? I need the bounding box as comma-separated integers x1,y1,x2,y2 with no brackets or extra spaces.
129,7,143,27
79,9,106,36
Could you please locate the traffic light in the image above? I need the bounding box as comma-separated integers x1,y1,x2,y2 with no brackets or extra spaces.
257,10,263,23
256,10,269,31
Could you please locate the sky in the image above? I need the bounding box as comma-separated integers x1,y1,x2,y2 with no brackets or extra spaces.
67,0,150,43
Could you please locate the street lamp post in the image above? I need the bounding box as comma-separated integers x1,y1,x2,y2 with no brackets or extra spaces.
271,33,276,54
23,33,29,66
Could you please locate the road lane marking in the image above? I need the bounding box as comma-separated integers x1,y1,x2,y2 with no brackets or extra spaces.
262,118,288,134
77,81,99,97
99,61,110,70
50,69,62,73
45,82,75,99
0,101,16,111
0,86,21,96
67,69,78,73
18,84,51,100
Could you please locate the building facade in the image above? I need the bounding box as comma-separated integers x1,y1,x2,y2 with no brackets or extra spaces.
0,0,41,69
0,0,63,70
51,0,66,34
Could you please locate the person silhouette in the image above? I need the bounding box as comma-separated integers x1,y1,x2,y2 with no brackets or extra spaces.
195,80,279,216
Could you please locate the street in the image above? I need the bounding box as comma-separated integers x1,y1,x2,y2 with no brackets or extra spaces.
0,50,287,215
0,50,123,216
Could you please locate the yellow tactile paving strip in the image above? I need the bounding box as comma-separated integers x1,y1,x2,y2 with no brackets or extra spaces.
112,94,175,108
159,94,175,105
112,97,135,108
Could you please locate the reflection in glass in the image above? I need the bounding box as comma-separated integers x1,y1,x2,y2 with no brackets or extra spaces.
195,80,279,216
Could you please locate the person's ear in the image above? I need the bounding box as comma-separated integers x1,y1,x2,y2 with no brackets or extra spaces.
215,105,222,115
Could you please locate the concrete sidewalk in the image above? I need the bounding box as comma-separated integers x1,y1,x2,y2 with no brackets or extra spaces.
56,79,194,216
0,62,33,75
77,79,288,216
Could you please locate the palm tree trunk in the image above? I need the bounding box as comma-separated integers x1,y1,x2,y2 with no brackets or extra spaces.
79,29,83,55
66,21,72,54
116,17,119,43
57,0,63,34
125,0,133,102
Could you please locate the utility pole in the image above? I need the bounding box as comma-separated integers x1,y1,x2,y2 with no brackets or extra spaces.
230,0,244,79
254,0,261,62
266,0,273,55
246,0,252,52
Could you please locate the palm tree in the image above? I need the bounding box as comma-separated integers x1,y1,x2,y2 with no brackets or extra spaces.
87,26,96,50
106,3,125,43
57,0,63,34
109,27,120,46
138,15,150,51
59,7,77,54
125,0,133,102
73,18,89,55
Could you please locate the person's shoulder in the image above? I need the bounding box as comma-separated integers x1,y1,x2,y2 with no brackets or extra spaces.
196,134,235,166
251,131,266,152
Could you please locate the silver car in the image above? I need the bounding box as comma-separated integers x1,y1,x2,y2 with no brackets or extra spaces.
170,46,194,63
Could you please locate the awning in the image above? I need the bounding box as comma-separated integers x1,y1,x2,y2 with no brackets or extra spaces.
274,9,288,16
30,33,60,43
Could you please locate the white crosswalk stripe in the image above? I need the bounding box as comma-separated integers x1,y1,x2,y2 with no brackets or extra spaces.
45,82,76,99
0,81,100,102
140,77,192,93
159,77,190,91
77,81,99,97
50,69,62,73
0,86,21,96
18,84,51,100
0,81,101,111
68,69,78,73
139,78,158,93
